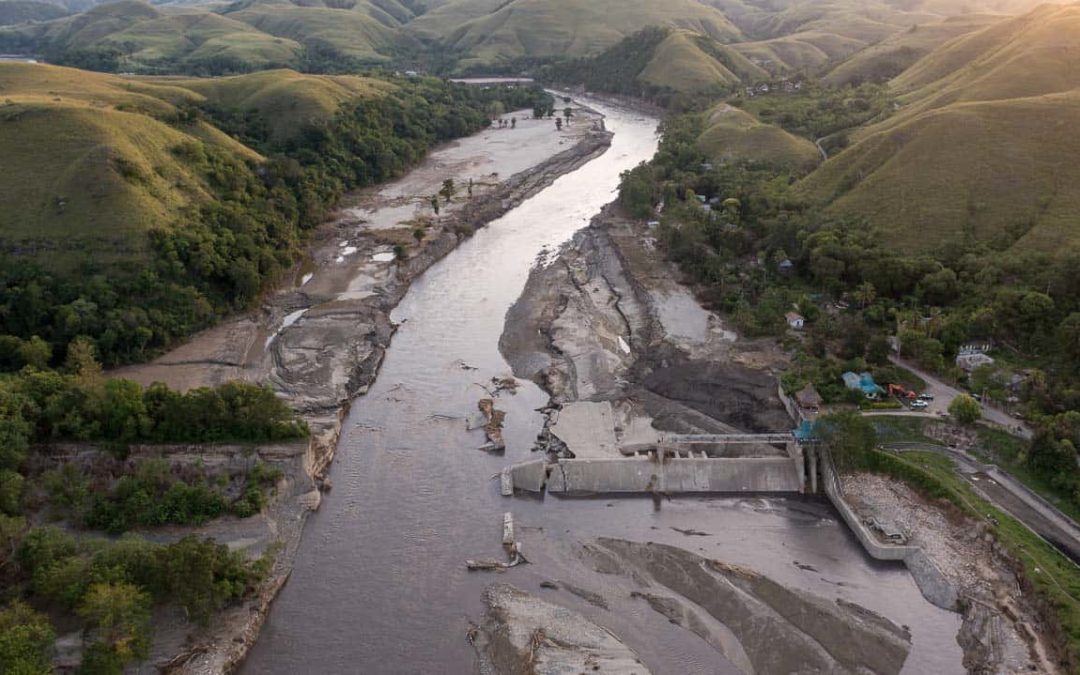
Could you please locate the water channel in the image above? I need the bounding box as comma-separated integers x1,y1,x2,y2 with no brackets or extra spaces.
243,96,963,674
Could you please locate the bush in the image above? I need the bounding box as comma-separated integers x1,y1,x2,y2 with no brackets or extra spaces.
949,395,981,426
0,601,55,675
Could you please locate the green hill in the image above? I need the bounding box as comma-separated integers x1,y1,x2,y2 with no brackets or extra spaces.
823,14,1003,86
222,0,408,63
698,103,821,171
0,0,410,72
0,0,306,71
795,4,1080,254
0,0,69,25
410,0,743,68
638,29,768,92
0,61,544,365
0,63,387,268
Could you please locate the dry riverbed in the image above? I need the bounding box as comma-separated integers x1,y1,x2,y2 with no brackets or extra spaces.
109,106,612,672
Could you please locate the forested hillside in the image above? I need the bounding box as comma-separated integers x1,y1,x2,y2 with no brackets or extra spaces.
0,63,549,368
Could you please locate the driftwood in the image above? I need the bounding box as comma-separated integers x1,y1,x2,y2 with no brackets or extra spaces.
477,398,506,451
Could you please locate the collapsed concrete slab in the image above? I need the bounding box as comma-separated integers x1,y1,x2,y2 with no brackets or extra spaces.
550,401,619,459
618,415,660,455
508,459,548,492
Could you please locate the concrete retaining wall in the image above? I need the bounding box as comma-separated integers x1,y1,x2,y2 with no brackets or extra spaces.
820,452,958,611
544,457,801,494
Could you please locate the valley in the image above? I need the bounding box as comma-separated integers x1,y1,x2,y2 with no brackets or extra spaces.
2,0,1080,673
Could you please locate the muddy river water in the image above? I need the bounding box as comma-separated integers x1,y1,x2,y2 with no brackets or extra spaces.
242,97,964,674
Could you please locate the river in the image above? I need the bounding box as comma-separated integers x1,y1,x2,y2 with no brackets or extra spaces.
242,96,963,674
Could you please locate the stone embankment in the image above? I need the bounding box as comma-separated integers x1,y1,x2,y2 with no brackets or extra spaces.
836,463,1061,673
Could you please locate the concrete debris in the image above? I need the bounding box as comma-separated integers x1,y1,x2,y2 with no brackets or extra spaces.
502,512,515,547
550,401,619,459
507,459,548,493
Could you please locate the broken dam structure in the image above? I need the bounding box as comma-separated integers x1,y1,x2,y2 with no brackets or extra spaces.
501,400,819,497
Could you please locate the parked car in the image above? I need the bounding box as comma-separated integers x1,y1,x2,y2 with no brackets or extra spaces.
911,400,929,410
918,393,934,401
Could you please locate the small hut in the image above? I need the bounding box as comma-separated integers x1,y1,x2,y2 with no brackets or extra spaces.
795,383,823,413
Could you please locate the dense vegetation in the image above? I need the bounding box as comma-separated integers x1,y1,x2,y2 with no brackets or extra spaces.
1,527,270,672
0,336,303,671
0,76,551,369
619,95,1080,510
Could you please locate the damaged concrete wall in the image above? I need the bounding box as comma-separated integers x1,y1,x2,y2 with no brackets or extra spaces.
820,451,959,611
543,456,801,494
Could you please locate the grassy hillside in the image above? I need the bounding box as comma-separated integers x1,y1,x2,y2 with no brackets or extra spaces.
222,0,405,63
0,0,306,72
0,62,548,365
0,0,69,25
413,0,744,68
171,68,394,140
0,63,389,268
0,0,410,72
543,27,769,102
698,103,821,171
795,4,1080,254
638,30,768,92
824,14,1003,86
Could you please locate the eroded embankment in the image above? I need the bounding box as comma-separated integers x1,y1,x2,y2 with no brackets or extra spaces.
843,472,1063,674
106,121,613,674
499,204,792,458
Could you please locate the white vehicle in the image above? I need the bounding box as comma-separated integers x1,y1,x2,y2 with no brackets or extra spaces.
911,400,929,410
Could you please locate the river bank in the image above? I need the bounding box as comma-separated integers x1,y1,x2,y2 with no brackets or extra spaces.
109,104,612,673
492,204,972,672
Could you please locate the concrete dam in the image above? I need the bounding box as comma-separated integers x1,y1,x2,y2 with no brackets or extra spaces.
502,401,818,497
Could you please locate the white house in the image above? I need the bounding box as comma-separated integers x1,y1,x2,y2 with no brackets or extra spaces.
785,312,805,330
956,352,995,372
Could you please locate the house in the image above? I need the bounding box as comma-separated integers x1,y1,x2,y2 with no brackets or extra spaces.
956,352,995,372
795,384,822,413
785,312,805,330
777,259,794,273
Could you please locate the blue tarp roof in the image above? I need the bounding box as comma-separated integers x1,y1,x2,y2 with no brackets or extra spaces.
842,371,883,395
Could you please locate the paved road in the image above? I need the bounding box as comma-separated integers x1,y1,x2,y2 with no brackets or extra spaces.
887,356,1033,439
884,442,1080,564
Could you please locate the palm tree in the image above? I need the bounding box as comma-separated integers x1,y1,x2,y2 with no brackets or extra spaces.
854,282,876,309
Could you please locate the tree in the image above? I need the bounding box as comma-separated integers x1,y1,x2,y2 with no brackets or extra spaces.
817,412,876,471
555,117,563,131
949,395,981,426
563,107,573,121
854,281,876,309
77,582,151,673
439,179,456,203
429,195,439,215
1057,312,1080,365
866,335,891,365
0,601,55,675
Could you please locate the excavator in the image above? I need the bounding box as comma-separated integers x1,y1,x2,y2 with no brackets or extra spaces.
888,383,918,401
